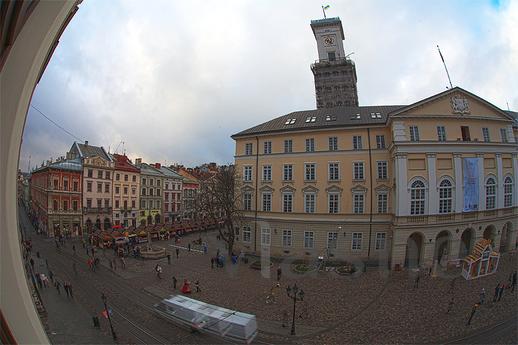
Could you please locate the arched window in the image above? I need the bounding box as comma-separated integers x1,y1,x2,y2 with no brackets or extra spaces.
438,179,453,213
410,180,426,215
504,176,513,208
485,177,496,209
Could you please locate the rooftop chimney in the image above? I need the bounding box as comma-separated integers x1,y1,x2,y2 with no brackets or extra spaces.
85,140,89,146
155,163,161,169
135,158,142,165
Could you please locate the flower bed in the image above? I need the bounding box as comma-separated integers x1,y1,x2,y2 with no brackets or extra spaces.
292,262,317,274
335,264,356,275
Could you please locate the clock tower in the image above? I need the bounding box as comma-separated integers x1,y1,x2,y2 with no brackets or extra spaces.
310,17,359,108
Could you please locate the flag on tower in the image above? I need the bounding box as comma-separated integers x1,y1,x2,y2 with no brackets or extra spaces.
323,5,330,10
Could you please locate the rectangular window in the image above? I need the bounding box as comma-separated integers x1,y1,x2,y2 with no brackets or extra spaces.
304,193,316,213
375,232,386,250
86,199,92,208
329,137,338,151
105,171,110,180
73,181,78,192
243,192,252,211
116,173,120,181
243,226,251,242
149,188,154,196
104,199,109,208
328,193,339,214
97,170,103,179
132,175,136,182
377,193,388,213
97,182,102,193
243,166,252,181
63,180,68,191
261,228,271,246
352,232,363,250
461,126,471,141
262,192,271,212
104,183,109,193
124,174,128,181
123,187,128,195
142,178,146,185
131,200,135,208
437,126,446,142
283,193,293,213
115,200,120,208
353,136,362,150
282,230,292,247
264,141,272,154
353,193,364,214
353,162,364,180
87,181,92,192
500,128,508,143
141,188,146,196
97,199,102,208
262,165,272,181
482,128,490,142
328,163,339,181
150,179,154,186
63,200,68,211
376,135,386,149
327,232,338,249
245,143,253,155
409,126,420,142
115,186,120,194
87,169,93,178
141,200,146,209
305,163,316,181
72,200,78,211
377,161,388,180
283,164,293,181
305,138,315,152
304,231,314,249
284,139,293,153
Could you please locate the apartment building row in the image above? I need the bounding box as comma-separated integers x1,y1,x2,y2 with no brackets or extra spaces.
29,141,203,237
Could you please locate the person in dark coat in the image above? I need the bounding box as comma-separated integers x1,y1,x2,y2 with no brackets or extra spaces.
30,258,35,270
55,280,61,295
211,257,214,269
176,248,180,259
497,284,504,301
172,276,177,290
277,267,282,281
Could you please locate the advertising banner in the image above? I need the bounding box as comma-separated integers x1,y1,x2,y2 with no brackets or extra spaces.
463,158,480,212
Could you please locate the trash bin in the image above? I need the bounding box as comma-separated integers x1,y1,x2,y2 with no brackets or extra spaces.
92,316,100,328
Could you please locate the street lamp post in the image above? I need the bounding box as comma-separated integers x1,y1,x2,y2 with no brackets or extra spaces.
101,293,117,340
286,284,304,335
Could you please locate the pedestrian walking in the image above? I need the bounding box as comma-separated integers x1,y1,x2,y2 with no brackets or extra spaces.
113,258,117,270
121,257,126,269
172,276,177,290
446,296,454,314
195,280,200,292
45,259,49,268
497,284,504,301
479,288,485,304
35,273,43,289
48,270,54,283
41,274,49,288
36,251,40,258
72,245,76,255
176,248,180,259
167,254,171,265
64,282,70,298
493,283,500,302
68,283,74,298
414,275,420,289
86,247,89,256
277,267,282,281
466,303,479,325
55,280,61,295
155,264,162,279
211,257,214,269
30,258,34,270
188,243,191,252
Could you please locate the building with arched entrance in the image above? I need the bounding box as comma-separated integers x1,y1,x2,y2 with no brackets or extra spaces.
232,17,518,269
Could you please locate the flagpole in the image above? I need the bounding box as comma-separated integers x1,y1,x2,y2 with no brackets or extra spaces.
437,45,453,89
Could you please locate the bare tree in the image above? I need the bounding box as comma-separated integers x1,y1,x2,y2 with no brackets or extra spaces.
197,165,242,256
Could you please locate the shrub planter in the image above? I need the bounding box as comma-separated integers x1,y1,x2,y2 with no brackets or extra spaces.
335,264,356,275
292,263,317,274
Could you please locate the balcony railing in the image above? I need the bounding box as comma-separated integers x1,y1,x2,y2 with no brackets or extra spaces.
311,57,355,70
83,207,112,214
48,209,81,215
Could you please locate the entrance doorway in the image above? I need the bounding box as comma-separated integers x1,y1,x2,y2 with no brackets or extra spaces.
405,232,424,268
459,228,475,258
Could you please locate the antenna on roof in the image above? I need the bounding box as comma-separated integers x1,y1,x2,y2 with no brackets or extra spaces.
437,45,453,89
506,101,510,111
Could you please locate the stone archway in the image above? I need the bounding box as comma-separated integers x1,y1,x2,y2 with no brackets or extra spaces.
459,228,475,258
405,232,424,268
499,222,514,252
483,225,497,245
434,230,452,265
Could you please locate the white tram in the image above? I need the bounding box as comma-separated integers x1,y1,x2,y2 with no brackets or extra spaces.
156,295,258,344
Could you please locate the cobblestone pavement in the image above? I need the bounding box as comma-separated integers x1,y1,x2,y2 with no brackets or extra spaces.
20,208,517,344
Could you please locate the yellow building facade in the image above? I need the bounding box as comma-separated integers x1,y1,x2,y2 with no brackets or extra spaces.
232,87,518,270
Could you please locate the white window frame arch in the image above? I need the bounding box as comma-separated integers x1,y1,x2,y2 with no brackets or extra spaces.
438,176,454,214
503,175,513,208
485,175,497,210
408,177,427,215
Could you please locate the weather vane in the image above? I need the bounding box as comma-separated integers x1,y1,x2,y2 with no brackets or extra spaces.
322,4,330,18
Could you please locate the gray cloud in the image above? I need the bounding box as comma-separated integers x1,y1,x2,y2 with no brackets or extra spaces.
20,0,518,171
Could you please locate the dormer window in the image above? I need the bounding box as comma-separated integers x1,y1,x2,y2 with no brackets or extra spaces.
305,116,317,123
325,115,336,121
351,113,361,120
285,118,296,125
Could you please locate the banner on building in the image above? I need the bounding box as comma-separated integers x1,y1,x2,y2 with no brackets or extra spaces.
463,158,480,212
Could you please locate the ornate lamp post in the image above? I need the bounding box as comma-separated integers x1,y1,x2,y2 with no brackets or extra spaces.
286,284,304,335
101,293,117,340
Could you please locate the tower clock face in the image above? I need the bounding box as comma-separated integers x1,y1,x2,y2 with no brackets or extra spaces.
323,35,335,46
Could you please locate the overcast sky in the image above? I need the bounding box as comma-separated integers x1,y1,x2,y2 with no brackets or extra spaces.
19,0,518,172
